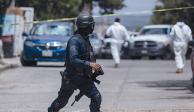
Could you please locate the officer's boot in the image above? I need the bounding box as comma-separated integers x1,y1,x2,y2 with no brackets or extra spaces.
48,105,60,112
48,99,62,112
48,107,54,112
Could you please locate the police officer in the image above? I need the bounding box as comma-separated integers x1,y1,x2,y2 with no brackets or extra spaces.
48,15,102,112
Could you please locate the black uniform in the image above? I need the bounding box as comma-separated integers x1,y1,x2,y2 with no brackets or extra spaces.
48,15,102,112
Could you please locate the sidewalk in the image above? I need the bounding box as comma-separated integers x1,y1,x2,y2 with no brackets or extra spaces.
0,57,20,74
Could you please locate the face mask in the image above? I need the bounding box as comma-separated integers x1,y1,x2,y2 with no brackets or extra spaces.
79,24,94,36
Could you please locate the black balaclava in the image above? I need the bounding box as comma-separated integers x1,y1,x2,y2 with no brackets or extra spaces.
78,25,94,38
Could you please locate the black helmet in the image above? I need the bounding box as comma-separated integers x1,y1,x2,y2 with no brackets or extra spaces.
76,15,95,35
76,15,95,29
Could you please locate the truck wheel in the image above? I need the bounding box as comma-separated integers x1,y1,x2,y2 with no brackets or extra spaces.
131,56,141,60
149,56,157,60
161,49,174,60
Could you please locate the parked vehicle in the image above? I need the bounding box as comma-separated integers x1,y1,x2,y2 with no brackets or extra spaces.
89,33,103,58
21,22,74,66
100,42,112,59
100,39,131,59
100,31,132,59
129,25,173,59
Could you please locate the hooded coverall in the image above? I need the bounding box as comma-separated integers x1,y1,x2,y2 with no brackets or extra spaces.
170,22,192,69
105,22,130,64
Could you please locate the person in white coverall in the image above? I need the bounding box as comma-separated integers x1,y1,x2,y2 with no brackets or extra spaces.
105,18,130,68
170,21,193,73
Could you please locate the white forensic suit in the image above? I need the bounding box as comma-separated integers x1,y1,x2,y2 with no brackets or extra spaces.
105,22,130,65
170,22,192,70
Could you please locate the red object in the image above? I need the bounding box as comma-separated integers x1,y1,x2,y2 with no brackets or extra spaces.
0,35,14,43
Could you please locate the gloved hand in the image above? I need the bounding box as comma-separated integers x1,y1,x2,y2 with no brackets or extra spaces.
90,62,102,71
189,40,194,47
123,41,129,48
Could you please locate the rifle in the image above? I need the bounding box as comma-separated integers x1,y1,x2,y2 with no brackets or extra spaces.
71,92,83,106
90,68,104,84
71,68,104,106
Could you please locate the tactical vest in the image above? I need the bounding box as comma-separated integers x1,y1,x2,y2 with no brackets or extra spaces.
65,34,95,77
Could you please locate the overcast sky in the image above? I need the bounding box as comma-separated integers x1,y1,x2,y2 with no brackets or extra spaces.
93,0,159,15
116,0,158,13
93,0,160,29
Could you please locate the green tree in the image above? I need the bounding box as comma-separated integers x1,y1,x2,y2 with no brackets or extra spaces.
152,0,194,31
15,0,82,20
98,0,125,14
80,0,92,15
0,0,12,15
14,0,125,20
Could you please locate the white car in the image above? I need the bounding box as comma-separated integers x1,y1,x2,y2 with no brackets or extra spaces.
130,25,173,59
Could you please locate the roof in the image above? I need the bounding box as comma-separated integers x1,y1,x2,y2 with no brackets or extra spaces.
35,21,74,26
143,24,172,29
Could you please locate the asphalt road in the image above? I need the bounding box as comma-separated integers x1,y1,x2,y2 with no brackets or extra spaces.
0,60,194,112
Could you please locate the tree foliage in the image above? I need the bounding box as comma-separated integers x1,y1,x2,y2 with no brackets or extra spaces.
1,0,125,20
0,0,12,14
98,0,125,14
152,0,194,31
15,0,82,20
80,0,92,15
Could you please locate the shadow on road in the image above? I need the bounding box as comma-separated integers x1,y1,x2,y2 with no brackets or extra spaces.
137,80,194,99
35,65,65,68
23,65,65,68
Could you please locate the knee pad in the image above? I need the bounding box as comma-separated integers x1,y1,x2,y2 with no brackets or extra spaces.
90,93,102,112
91,92,102,105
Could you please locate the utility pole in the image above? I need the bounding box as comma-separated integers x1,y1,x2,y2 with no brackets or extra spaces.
10,0,15,7
80,0,92,15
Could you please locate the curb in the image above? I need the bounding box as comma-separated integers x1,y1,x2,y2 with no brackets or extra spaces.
0,64,20,74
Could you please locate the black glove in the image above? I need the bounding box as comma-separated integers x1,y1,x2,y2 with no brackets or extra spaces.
189,40,194,47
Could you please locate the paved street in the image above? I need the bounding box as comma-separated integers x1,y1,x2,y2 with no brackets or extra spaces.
0,59,194,112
